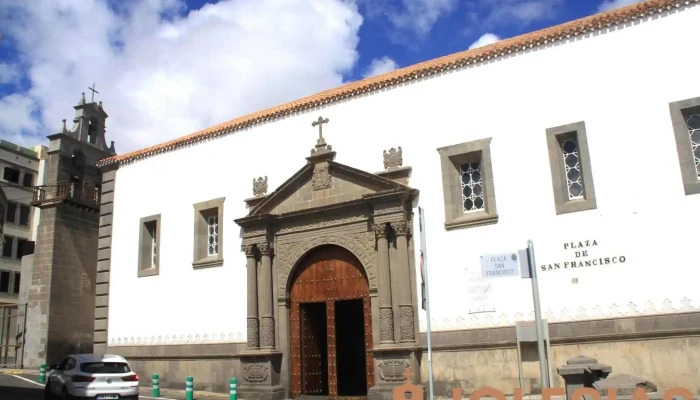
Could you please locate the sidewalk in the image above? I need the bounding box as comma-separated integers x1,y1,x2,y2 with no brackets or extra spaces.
1,368,229,400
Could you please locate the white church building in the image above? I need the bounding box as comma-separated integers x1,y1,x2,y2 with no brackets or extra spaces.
87,0,700,397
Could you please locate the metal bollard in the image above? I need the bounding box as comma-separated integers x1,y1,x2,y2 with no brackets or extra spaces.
39,364,46,384
152,374,160,397
186,376,194,400
230,378,237,400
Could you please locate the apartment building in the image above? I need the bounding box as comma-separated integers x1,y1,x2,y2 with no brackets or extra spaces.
0,140,48,305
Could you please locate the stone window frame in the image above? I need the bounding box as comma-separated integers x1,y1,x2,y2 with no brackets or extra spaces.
669,96,700,196
546,121,597,215
437,137,498,230
137,214,161,278
192,197,225,269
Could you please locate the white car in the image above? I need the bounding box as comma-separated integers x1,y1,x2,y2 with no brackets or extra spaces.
44,353,140,400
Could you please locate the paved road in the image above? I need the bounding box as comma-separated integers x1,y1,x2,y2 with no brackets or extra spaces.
0,373,227,400
0,373,45,400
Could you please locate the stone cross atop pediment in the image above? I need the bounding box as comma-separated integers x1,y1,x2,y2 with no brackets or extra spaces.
308,116,335,163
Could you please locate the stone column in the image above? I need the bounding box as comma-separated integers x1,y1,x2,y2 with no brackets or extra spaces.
258,241,276,349
374,223,395,344
244,244,259,349
391,220,415,343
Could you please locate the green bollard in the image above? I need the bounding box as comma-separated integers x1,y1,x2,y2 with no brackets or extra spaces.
152,374,160,398
39,364,46,384
230,378,237,400
186,376,194,400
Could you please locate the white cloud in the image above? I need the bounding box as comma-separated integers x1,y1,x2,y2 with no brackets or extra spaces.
468,33,500,49
360,0,459,38
466,0,564,32
0,94,39,145
363,56,399,78
0,0,363,153
0,63,21,85
597,0,642,12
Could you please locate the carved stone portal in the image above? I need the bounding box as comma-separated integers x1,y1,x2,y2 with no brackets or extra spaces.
235,131,420,400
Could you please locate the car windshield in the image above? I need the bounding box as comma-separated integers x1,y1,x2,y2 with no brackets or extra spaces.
80,362,131,374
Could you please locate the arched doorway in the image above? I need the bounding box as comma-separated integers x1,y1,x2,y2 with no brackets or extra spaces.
289,245,375,399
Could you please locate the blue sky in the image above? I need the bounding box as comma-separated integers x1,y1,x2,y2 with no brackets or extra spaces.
0,0,639,153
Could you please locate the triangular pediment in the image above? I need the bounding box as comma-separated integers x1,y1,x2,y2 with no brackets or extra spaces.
249,160,410,217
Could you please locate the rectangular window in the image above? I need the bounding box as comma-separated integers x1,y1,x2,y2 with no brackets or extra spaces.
0,270,10,293
459,161,484,213
19,204,30,226
192,198,225,269
22,173,34,187
5,201,17,224
16,238,27,260
669,96,700,195
13,272,20,294
138,214,161,277
437,138,498,230
3,167,20,184
546,121,597,215
1,236,13,258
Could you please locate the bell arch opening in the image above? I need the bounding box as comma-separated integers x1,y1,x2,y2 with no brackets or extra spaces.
288,244,375,399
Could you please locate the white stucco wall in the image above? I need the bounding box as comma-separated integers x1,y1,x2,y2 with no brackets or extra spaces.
107,4,700,345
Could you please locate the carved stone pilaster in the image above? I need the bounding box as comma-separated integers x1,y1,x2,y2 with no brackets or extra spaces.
260,316,275,348
247,318,260,348
375,222,394,344
258,241,275,349
399,305,415,342
379,307,394,343
244,244,259,349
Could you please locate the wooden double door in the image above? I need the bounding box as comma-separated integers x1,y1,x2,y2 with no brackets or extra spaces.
289,245,375,399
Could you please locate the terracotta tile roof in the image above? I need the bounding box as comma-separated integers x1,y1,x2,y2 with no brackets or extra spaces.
96,0,698,168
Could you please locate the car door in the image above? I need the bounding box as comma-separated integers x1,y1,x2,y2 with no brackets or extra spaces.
62,358,78,393
50,358,70,394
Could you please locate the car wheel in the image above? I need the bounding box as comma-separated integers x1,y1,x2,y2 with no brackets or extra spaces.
61,387,73,400
43,383,54,400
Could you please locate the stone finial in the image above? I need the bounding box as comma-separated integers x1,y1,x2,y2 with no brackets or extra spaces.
61,119,67,134
253,176,268,197
383,146,403,169
78,92,86,105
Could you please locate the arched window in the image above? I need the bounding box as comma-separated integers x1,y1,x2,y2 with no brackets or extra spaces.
87,117,98,144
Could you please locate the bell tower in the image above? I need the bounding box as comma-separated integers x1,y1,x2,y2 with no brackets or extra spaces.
23,92,116,368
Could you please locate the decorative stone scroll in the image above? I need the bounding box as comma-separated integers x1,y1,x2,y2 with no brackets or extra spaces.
312,165,332,191
378,359,410,382
253,176,268,196
383,147,403,169
391,220,409,236
243,362,269,383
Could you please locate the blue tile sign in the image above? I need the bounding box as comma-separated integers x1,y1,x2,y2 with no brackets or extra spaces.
480,252,520,279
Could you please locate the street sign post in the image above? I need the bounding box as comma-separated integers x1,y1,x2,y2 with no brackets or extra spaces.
418,207,435,400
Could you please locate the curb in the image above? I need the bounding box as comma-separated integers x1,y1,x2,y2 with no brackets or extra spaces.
139,386,229,399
